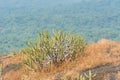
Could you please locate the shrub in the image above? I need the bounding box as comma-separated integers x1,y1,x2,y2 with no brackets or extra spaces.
66,70,96,80
22,30,86,70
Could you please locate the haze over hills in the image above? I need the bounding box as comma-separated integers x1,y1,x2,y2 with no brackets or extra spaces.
0,0,120,53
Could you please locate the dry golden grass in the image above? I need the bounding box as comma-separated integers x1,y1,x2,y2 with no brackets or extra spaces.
116,71,120,80
1,39,120,80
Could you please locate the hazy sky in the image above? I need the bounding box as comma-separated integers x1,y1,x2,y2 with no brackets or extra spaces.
0,0,106,8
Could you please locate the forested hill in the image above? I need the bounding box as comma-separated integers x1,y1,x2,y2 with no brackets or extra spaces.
0,0,120,53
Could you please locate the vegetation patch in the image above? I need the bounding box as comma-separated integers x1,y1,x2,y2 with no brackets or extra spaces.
22,30,86,71
65,70,96,80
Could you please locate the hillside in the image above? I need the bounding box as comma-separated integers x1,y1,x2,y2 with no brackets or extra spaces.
0,39,120,80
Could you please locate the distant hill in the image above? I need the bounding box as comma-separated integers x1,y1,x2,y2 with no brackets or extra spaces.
0,0,120,53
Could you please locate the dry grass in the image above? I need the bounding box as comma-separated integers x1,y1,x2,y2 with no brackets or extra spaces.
1,39,120,80
116,71,120,80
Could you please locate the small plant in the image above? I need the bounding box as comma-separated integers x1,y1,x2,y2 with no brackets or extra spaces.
22,30,86,70
78,75,86,80
76,70,96,80
84,70,96,80
65,70,96,80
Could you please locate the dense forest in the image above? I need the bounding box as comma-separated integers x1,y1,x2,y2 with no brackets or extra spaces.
0,0,120,54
